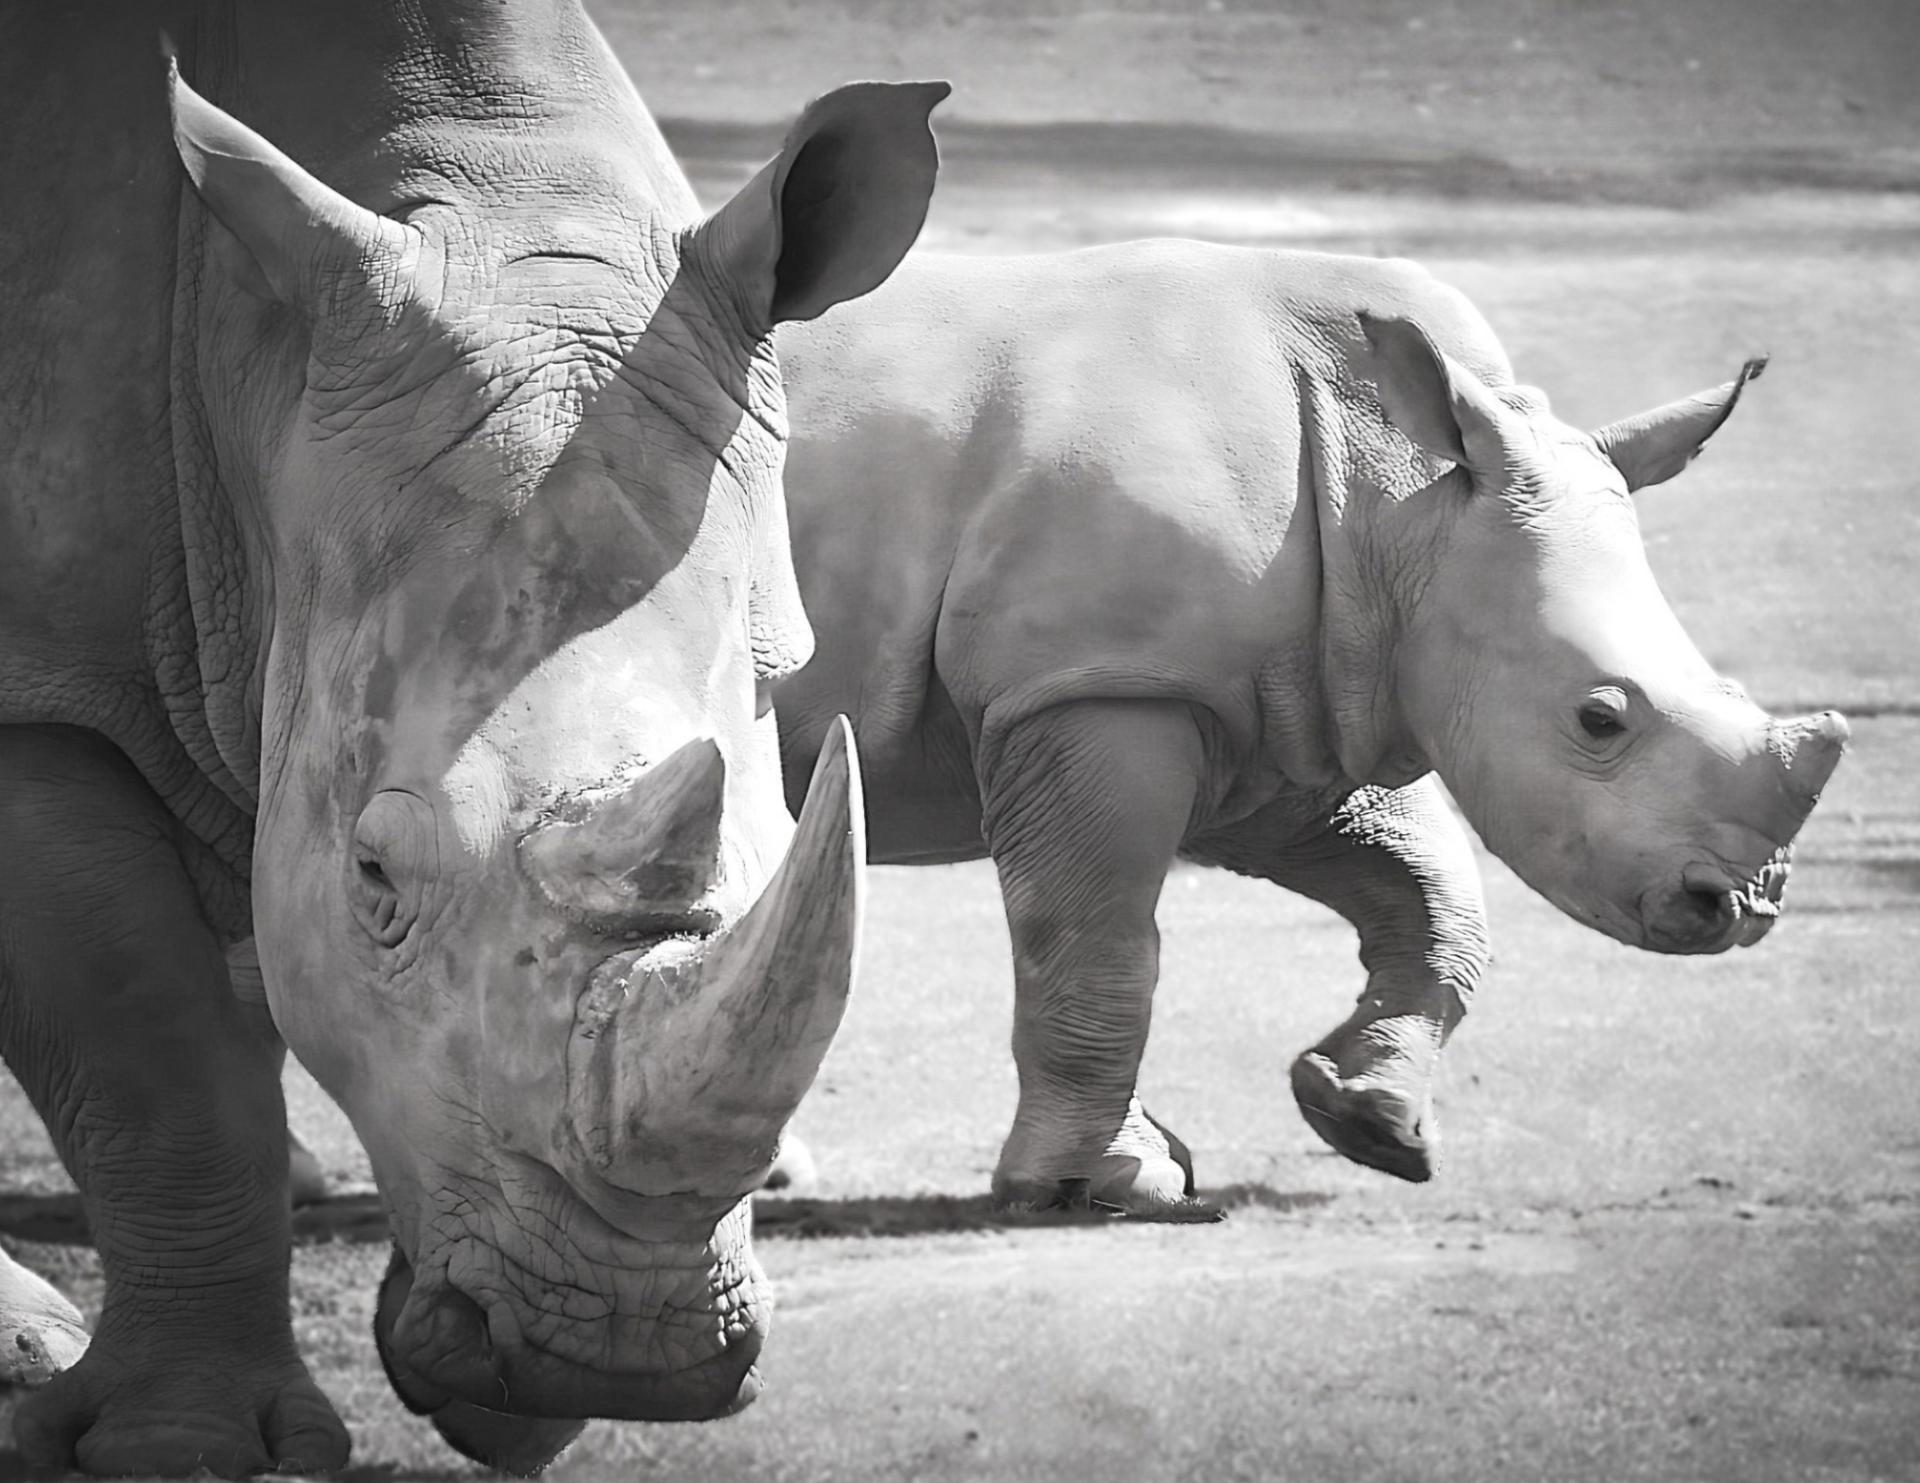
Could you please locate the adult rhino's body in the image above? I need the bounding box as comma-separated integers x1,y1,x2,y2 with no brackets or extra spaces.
0,3,941,1474
773,242,1847,1212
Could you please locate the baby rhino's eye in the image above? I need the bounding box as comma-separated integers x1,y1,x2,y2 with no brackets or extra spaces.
1578,688,1629,740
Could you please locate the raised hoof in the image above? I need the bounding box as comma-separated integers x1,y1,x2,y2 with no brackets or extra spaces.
1290,1051,1437,1184
13,1350,350,1477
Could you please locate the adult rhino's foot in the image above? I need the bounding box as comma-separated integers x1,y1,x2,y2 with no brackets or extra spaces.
0,1251,89,1386
13,1339,349,1477
1290,1012,1444,1183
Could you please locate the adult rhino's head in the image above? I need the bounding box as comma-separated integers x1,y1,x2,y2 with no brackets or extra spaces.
168,57,944,1460
1363,313,1846,955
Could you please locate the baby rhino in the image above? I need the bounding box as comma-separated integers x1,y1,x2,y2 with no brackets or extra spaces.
771,240,1847,1214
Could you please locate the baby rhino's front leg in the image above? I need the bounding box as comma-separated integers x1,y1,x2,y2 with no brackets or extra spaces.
1193,778,1490,1182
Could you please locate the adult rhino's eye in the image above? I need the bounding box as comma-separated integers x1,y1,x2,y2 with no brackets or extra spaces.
350,849,406,947
350,792,436,948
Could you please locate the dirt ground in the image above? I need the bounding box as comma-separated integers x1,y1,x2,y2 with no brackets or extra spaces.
3,3,1917,1480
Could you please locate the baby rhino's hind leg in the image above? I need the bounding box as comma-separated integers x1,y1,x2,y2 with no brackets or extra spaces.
980,700,1219,1220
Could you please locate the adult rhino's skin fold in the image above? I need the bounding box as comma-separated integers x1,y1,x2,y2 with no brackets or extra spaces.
0,0,943,1473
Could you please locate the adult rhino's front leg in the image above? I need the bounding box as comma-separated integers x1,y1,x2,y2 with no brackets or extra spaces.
0,726,349,1477
1191,778,1490,1182
226,939,333,1211
980,700,1217,1219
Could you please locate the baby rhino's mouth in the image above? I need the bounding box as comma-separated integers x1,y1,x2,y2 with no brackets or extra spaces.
1677,845,1793,949
1729,847,1792,925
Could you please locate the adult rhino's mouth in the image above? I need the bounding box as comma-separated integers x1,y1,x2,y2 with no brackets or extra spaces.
1645,845,1793,953
373,1199,767,1465
374,1247,593,1476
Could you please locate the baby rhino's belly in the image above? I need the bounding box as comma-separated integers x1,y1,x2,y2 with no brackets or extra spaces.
857,712,988,865
778,697,988,865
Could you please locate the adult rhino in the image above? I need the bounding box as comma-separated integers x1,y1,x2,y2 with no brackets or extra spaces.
0,3,942,1475
771,241,1848,1215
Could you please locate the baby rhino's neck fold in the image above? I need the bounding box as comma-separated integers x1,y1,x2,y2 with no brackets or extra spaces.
1297,365,1459,791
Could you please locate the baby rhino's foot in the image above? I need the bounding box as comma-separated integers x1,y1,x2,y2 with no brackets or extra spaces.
993,1167,1222,1223
994,1097,1223,1222
1090,1153,1225,1222
1290,1013,1442,1183
1090,1102,1221,1221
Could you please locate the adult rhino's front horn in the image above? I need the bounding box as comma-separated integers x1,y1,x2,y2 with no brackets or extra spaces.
553,717,865,1197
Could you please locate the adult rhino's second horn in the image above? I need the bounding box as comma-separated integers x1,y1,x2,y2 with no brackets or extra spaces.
522,737,727,922
566,717,865,1197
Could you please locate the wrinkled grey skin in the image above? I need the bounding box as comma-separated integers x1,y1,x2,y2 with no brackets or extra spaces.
0,3,941,1475
772,242,1848,1214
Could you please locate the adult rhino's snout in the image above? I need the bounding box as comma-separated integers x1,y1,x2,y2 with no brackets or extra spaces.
564,716,865,1197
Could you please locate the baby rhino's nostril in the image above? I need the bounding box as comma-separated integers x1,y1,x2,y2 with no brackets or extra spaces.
1682,886,1730,925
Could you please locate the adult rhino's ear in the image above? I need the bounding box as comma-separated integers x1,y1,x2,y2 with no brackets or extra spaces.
698,80,949,328
167,56,414,308
1591,356,1767,492
1359,312,1526,489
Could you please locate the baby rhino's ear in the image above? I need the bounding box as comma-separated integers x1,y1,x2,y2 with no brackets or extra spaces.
1592,356,1768,492
1359,311,1531,492
697,80,950,329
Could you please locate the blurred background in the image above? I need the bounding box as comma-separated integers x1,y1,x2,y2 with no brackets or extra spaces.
606,0,1920,708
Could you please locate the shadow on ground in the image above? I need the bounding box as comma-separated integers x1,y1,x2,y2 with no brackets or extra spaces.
0,1458,481,1483
0,1185,1332,1248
